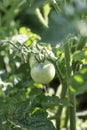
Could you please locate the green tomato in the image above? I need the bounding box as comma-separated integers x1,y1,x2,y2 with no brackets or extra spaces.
31,61,55,84
29,54,37,68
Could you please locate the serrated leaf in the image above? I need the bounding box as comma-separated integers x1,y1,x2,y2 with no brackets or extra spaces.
40,96,72,108
70,66,87,95
20,115,55,130
15,108,55,130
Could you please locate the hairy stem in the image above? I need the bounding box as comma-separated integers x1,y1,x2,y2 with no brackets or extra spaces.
56,81,67,130
63,107,69,128
64,42,76,130
69,90,76,130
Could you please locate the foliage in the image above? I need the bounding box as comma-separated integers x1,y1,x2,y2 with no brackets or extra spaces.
0,0,87,130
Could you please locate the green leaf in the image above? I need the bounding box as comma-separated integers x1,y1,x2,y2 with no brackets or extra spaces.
70,66,87,95
40,96,72,108
0,95,55,130
20,115,55,130
73,50,85,61
14,108,55,130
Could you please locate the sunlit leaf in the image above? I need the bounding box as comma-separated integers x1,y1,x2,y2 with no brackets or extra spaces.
73,50,85,61
70,66,87,95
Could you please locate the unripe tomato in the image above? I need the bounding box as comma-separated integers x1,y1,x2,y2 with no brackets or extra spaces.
31,61,55,84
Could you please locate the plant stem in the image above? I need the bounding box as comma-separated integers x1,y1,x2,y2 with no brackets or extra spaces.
56,81,67,130
64,42,76,130
55,57,67,130
55,62,64,83
63,107,69,128
69,90,76,130
64,43,71,77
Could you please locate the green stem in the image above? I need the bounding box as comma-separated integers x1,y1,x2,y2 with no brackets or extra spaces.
64,43,71,77
55,62,64,83
54,58,67,130
69,91,76,130
64,42,76,130
63,107,69,128
56,81,67,130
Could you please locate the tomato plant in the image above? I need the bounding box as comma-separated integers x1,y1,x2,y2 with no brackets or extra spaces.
0,0,87,130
